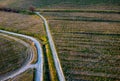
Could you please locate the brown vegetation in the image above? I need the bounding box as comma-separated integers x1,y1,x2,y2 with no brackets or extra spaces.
42,11,120,81
0,11,46,40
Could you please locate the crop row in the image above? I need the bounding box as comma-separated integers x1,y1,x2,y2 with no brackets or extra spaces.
55,34,120,80
0,11,45,36
45,11,120,80
0,35,28,75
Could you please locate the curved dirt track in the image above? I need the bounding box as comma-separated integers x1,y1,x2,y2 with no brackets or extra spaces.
0,30,43,81
0,33,34,80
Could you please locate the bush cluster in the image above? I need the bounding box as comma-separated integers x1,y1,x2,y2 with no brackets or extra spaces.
0,7,35,15
0,7,19,13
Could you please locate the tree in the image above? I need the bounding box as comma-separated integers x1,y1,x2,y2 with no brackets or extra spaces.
29,6,35,12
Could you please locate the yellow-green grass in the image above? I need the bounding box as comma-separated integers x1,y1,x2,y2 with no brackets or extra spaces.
9,69,34,81
42,11,120,81
0,34,28,75
44,43,58,81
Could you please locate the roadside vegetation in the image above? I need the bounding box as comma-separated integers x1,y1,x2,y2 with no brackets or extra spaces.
8,69,35,81
0,34,28,75
43,43,58,81
42,9,120,81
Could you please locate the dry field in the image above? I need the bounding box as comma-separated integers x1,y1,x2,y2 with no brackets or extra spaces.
42,11,120,81
0,11,46,40
0,10,59,80
0,11,58,81
43,11,120,35
0,11,47,80
43,12,120,21
0,0,120,80
0,34,28,75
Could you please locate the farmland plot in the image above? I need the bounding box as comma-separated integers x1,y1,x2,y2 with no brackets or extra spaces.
0,11,45,39
0,34,28,75
42,11,120,81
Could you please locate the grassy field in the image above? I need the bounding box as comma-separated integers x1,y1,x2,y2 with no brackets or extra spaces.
0,34,28,75
42,10,120,81
0,0,119,10
0,11,46,40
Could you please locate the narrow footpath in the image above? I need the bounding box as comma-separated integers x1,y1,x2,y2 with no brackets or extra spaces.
35,12,65,81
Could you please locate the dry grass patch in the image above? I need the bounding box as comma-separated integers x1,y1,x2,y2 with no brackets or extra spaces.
0,11,46,39
0,0,42,9
49,20,120,34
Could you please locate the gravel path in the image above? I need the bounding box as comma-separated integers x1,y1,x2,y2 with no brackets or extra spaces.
0,30,43,81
